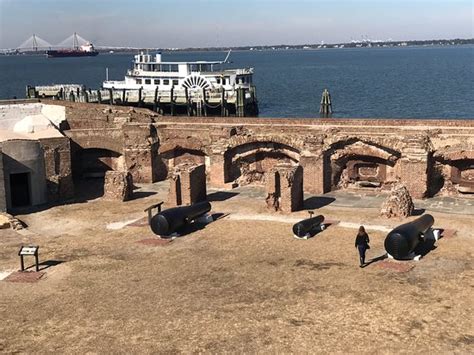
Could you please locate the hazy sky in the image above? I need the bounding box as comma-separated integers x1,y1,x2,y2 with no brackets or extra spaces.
0,0,472,49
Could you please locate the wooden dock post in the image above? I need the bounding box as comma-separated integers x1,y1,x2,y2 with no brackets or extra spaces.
202,88,208,117
97,90,102,104
236,87,245,117
320,88,333,117
221,89,226,117
185,87,191,116
138,87,143,107
153,86,159,112
122,89,126,104
109,88,114,105
170,86,175,116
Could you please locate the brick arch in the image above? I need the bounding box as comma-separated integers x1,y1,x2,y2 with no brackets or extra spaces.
227,135,306,152
327,138,401,161
435,149,474,161
158,137,208,156
324,138,401,191
223,141,301,185
66,129,124,155
74,147,124,179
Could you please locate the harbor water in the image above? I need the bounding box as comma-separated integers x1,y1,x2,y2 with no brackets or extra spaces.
1,45,473,118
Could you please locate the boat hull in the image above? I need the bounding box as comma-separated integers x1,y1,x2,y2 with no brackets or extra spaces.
46,50,99,58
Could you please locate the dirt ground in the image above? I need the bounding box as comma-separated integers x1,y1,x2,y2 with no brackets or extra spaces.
1,184,473,353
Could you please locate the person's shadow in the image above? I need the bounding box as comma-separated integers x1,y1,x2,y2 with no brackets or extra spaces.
361,254,387,268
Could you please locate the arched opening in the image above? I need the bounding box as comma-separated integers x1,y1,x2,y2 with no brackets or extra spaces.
333,155,395,189
160,147,207,179
78,148,124,178
73,148,124,200
432,153,474,196
224,141,300,186
326,140,400,192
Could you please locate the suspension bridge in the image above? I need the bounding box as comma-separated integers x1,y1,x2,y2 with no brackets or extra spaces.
0,33,151,54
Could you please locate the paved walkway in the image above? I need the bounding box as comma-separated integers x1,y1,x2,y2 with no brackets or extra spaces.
139,182,474,215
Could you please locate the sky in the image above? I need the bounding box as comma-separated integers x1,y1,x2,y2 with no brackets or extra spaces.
0,0,472,49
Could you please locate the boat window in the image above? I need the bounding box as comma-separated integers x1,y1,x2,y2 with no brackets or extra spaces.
172,79,179,86
216,78,221,84
189,64,211,72
145,79,151,84
160,64,179,72
154,79,160,85
136,79,142,84
163,79,170,85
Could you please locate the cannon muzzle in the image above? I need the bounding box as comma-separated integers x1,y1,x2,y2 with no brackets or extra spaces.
149,201,212,236
292,214,325,238
384,214,435,259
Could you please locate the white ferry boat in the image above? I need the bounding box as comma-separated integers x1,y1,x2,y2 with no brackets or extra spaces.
103,50,254,94
26,51,258,117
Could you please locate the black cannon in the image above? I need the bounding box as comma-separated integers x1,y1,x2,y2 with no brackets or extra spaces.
145,201,212,237
292,213,325,238
384,214,435,259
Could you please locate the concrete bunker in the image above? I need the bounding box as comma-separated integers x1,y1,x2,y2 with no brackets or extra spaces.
1,140,48,210
224,141,301,187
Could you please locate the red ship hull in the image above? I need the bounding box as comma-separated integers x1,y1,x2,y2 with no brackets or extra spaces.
46,50,99,58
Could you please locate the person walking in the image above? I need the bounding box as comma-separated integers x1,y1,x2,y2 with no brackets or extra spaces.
355,226,370,267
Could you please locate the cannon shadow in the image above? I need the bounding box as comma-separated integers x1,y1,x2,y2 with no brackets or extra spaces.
160,212,227,238
303,196,335,210
207,191,239,201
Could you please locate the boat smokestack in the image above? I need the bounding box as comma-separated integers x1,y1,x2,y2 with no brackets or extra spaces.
155,52,162,63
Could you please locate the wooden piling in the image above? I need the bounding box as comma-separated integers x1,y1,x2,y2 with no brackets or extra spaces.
202,88,208,117
109,88,114,105
185,87,191,116
138,87,143,107
320,88,333,117
170,86,175,116
153,86,159,112
221,89,226,117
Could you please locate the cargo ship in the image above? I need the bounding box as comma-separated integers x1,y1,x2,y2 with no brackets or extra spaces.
46,42,99,58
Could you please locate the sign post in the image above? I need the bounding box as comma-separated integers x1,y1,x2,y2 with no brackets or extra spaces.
18,246,40,272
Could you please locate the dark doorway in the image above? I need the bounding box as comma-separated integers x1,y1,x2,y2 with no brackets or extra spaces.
10,173,31,207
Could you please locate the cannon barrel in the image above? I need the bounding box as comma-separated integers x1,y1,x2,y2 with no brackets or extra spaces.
149,201,212,236
292,215,325,237
384,214,435,259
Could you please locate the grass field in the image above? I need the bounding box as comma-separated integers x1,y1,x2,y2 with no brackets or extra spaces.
1,186,473,353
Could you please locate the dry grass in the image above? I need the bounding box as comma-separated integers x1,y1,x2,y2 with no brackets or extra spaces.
0,190,473,353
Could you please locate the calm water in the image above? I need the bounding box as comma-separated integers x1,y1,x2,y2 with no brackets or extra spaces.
1,46,473,118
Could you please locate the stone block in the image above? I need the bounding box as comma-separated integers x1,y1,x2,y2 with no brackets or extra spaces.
266,164,303,213
103,171,133,201
169,163,207,206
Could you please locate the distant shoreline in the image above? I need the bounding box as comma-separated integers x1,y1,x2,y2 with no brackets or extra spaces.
2,38,473,55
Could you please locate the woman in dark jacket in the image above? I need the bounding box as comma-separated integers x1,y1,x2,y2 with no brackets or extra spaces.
355,226,370,267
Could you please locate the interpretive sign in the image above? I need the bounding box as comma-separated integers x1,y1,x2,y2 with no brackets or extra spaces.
18,245,40,271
